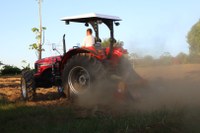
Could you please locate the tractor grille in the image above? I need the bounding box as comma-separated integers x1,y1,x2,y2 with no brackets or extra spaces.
35,63,39,73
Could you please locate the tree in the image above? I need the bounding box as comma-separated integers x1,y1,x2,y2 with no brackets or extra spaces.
29,27,46,58
129,53,139,59
101,39,110,48
0,65,21,75
132,55,156,67
175,52,188,64
21,60,31,70
159,52,173,65
101,38,124,48
187,20,200,56
143,55,155,66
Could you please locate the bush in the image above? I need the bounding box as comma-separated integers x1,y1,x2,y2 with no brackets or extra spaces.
188,55,200,64
0,65,21,75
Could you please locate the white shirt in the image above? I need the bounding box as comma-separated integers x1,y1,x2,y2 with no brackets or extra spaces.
82,35,95,47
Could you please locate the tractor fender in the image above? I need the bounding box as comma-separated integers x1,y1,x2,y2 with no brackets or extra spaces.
60,48,98,70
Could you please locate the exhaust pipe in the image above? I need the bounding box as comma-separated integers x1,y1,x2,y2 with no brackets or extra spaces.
63,34,66,54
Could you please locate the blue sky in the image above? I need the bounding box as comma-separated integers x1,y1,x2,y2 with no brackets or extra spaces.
0,0,200,67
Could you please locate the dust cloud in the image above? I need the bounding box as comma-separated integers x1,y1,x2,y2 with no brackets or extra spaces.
75,62,200,114
134,64,200,111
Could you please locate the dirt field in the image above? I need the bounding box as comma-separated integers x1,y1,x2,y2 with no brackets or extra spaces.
0,64,200,133
135,64,200,109
0,64,200,107
0,75,67,106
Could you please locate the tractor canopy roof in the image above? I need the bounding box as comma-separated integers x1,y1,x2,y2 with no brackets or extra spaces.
60,13,121,41
61,13,122,23
61,13,121,58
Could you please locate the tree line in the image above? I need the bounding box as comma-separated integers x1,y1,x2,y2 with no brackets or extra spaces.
131,19,200,67
0,61,30,76
129,52,200,67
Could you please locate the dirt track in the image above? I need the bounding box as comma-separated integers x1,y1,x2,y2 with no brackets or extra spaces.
0,64,200,107
135,64,200,110
0,76,67,106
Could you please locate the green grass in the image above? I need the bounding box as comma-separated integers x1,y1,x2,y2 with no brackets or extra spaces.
0,97,200,133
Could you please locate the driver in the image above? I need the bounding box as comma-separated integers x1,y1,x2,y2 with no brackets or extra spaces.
81,28,95,47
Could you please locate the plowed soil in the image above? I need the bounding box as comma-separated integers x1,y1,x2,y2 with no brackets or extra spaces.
0,64,200,108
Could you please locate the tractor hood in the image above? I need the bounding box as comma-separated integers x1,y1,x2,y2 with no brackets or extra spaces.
35,56,62,65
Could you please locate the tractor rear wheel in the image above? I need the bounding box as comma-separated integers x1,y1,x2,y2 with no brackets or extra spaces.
21,70,36,101
62,54,105,99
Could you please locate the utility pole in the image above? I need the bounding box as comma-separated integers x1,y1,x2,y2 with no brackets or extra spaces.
38,0,42,60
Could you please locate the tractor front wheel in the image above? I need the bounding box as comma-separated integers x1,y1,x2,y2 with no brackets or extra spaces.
21,70,36,101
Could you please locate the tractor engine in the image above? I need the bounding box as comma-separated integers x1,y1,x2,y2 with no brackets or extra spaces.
34,56,62,88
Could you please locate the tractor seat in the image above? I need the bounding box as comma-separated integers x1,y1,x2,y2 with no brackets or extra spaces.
94,42,102,50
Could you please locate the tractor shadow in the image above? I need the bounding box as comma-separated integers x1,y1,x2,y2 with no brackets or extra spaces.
33,88,64,102
34,92,61,101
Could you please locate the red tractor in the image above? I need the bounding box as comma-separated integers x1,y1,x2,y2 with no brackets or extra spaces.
21,13,142,101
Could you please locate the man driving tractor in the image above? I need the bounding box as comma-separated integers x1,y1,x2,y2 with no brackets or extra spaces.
82,28,95,47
